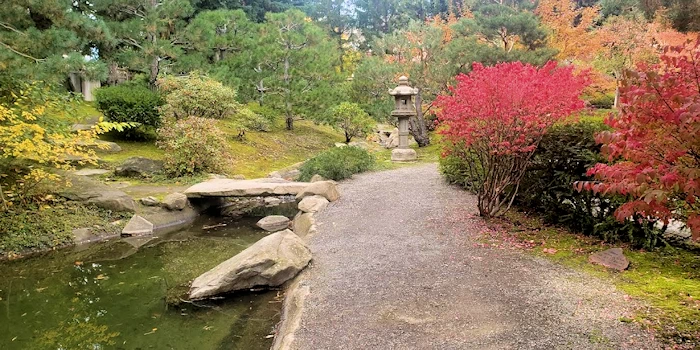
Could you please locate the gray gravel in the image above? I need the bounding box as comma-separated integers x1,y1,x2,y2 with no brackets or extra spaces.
291,164,660,349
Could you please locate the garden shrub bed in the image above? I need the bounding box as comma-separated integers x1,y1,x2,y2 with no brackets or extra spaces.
298,146,375,181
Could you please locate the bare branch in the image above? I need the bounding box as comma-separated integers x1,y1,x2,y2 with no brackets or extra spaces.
0,41,43,62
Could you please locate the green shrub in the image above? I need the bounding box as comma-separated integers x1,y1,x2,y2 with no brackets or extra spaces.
298,146,375,181
246,102,279,125
439,142,481,192
237,108,272,132
158,73,240,120
517,121,662,248
324,102,376,143
587,93,615,109
94,83,163,139
156,117,232,177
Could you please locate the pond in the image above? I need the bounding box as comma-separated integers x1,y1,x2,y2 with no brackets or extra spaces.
0,211,292,350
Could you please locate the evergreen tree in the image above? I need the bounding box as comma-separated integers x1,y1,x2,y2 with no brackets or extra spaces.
0,0,110,95
93,0,194,87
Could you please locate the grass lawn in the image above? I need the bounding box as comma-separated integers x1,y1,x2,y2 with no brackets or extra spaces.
70,102,345,179
484,211,700,347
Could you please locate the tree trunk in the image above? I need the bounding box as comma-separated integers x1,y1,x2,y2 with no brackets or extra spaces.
614,82,620,109
284,55,293,130
409,89,430,147
149,55,159,89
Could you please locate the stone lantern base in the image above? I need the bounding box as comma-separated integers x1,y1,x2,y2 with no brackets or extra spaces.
391,148,417,162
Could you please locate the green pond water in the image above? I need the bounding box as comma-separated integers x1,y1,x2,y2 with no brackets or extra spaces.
0,211,293,350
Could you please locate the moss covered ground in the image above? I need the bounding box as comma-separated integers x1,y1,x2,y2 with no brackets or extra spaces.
483,211,700,347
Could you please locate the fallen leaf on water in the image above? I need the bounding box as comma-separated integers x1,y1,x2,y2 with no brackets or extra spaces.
543,248,558,254
264,334,274,339
95,274,107,280
35,287,47,292
74,261,83,266
203,326,212,331
144,328,158,335
12,337,17,341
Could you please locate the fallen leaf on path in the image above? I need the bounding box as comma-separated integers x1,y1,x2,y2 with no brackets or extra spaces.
543,248,558,254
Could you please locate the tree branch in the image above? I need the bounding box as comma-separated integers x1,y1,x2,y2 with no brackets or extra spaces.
0,41,43,62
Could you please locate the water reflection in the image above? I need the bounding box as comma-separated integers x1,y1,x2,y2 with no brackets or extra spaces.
0,215,282,350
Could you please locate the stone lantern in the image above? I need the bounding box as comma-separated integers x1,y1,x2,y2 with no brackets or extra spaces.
389,76,418,162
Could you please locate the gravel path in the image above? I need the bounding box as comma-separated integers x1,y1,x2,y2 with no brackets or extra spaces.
290,164,659,349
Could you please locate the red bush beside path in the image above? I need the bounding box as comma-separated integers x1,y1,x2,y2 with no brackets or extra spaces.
583,41,700,240
437,61,589,217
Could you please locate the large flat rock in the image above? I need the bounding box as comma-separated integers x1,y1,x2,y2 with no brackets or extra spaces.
184,179,310,198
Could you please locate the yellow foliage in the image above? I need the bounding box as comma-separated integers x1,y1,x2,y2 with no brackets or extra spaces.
536,0,603,62
0,84,133,209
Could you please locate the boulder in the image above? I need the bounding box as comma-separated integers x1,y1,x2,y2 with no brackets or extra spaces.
71,124,94,133
115,157,163,178
122,215,154,236
184,179,309,198
257,215,291,232
293,211,316,238
162,192,188,211
61,175,135,213
296,181,340,202
310,174,326,183
384,128,400,149
589,248,629,271
188,229,312,299
298,195,329,213
139,196,160,206
78,139,122,153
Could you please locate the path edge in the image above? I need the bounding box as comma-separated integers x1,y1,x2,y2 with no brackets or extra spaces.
271,279,309,350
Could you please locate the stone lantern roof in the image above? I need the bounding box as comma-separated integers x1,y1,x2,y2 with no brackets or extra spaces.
389,76,418,96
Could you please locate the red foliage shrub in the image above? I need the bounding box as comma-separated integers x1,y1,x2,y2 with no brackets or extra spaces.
582,41,700,240
436,61,589,217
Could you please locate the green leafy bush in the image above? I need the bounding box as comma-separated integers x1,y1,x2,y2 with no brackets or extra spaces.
158,73,241,120
156,117,232,177
298,146,375,181
94,83,163,138
587,93,615,109
517,121,662,248
325,102,375,143
237,108,272,132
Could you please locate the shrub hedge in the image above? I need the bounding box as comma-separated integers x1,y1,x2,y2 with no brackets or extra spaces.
94,83,163,138
298,146,375,181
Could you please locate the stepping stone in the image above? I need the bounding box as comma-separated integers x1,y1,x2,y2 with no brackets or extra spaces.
589,248,629,271
122,215,154,237
298,195,329,213
73,169,110,176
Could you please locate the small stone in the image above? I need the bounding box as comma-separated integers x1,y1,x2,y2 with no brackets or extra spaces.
589,248,629,271
139,196,160,206
268,171,283,178
257,215,291,232
122,215,154,236
162,192,188,211
310,174,326,183
232,174,246,180
298,195,329,213
264,197,282,207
